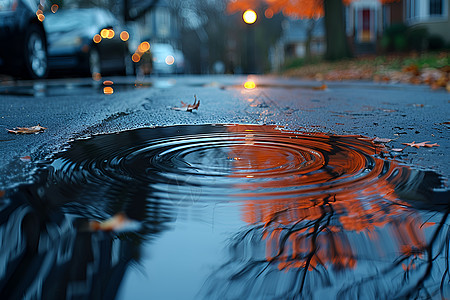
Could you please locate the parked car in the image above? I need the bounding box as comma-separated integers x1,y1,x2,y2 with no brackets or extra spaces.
150,43,176,75
0,0,48,79
174,49,185,74
44,8,129,77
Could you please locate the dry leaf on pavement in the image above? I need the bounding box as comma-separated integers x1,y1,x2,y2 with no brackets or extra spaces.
172,95,200,112
7,124,47,134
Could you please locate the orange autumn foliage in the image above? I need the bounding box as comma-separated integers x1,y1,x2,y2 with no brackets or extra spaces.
227,0,400,19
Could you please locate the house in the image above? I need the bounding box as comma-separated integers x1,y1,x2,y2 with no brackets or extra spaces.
346,0,450,53
403,0,450,44
345,0,384,54
269,18,325,71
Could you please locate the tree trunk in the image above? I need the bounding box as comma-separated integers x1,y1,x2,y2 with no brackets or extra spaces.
323,0,352,60
305,19,316,61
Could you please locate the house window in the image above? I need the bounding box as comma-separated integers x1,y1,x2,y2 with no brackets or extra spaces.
405,0,447,20
429,0,443,15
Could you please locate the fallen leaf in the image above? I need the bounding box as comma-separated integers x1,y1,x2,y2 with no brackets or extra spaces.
358,136,392,143
372,137,392,143
313,84,327,90
7,124,47,134
20,156,32,162
0,190,4,198
172,95,200,112
402,141,440,148
89,212,141,232
391,148,405,152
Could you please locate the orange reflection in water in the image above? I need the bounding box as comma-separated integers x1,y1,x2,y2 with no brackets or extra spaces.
226,125,428,272
244,80,256,89
103,87,114,95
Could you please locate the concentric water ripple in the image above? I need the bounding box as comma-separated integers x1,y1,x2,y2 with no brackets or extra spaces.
39,124,425,208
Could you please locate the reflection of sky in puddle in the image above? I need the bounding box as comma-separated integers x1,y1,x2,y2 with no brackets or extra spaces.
117,204,244,300
0,124,448,299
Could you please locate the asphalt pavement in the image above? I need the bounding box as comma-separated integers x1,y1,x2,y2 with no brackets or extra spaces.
0,75,449,188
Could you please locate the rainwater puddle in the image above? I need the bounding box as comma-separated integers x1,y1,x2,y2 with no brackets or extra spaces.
0,124,448,299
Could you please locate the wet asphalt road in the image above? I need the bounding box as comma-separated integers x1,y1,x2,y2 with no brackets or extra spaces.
0,75,449,189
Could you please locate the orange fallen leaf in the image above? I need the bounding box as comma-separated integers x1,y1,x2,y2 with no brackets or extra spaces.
7,124,47,134
313,84,327,90
402,141,439,148
20,156,32,162
89,212,141,232
172,95,200,112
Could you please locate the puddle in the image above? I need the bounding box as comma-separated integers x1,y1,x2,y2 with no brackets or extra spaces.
0,124,448,299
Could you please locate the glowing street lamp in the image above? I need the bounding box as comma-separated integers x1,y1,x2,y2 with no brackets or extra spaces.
243,9,257,24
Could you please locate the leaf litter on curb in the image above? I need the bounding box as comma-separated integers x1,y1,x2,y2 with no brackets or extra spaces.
7,124,47,134
172,95,200,112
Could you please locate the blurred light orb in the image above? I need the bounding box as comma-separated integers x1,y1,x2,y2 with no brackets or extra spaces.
243,9,257,24
264,8,274,19
100,29,109,38
244,80,256,89
165,55,175,65
120,31,129,41
92,72,102,81
51,4,58,13
132,53,141,63
93,34,102,43
107,29,115,39
138,41,150,53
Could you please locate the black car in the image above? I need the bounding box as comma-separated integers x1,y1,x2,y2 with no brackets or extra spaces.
44,8,130,77
0,0,48,79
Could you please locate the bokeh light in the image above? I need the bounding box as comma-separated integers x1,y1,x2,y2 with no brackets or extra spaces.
265,8,274,19
138,41,150,53
107,29,115,39
244,80,256,89
132,53,141,63
120,31,129,42
165,55,175,65
51,4,58,13
243,9,257,24
93,34,102,43
100,29,109,38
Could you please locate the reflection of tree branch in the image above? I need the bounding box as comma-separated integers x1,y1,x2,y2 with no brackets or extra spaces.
402,209,449,299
